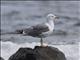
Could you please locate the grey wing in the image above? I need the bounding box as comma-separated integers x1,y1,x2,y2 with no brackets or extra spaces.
32,24,49,33
23,24,49,36
1,24,49,36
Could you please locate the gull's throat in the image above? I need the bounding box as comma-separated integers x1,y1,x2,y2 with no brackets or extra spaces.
46,19,54,31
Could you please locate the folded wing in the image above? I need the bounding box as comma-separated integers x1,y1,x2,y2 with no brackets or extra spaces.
22,24,49,37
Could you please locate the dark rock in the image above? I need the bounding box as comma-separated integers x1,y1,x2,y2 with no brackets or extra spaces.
0,57,4,60
9,46,66,60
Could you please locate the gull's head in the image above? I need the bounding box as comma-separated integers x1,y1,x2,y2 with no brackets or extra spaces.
47,14,59,20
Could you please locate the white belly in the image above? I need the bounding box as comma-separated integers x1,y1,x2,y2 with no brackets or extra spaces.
40,29,53,38
40,22,54,38
45,23,54,31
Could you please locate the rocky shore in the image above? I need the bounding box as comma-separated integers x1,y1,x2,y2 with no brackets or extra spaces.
9,46,66,60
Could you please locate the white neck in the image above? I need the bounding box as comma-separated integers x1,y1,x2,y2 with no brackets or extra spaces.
46,19,54,31
47,19,54,26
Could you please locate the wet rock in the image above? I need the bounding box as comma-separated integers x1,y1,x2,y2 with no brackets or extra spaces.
0,57,4,60
9,46,66,60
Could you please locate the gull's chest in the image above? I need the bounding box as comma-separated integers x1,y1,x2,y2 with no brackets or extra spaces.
40,23,54,37
45,23,54,31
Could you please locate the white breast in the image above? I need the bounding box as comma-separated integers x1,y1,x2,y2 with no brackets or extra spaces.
41,23,54,36
40,20,54,37
45,22,54,31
